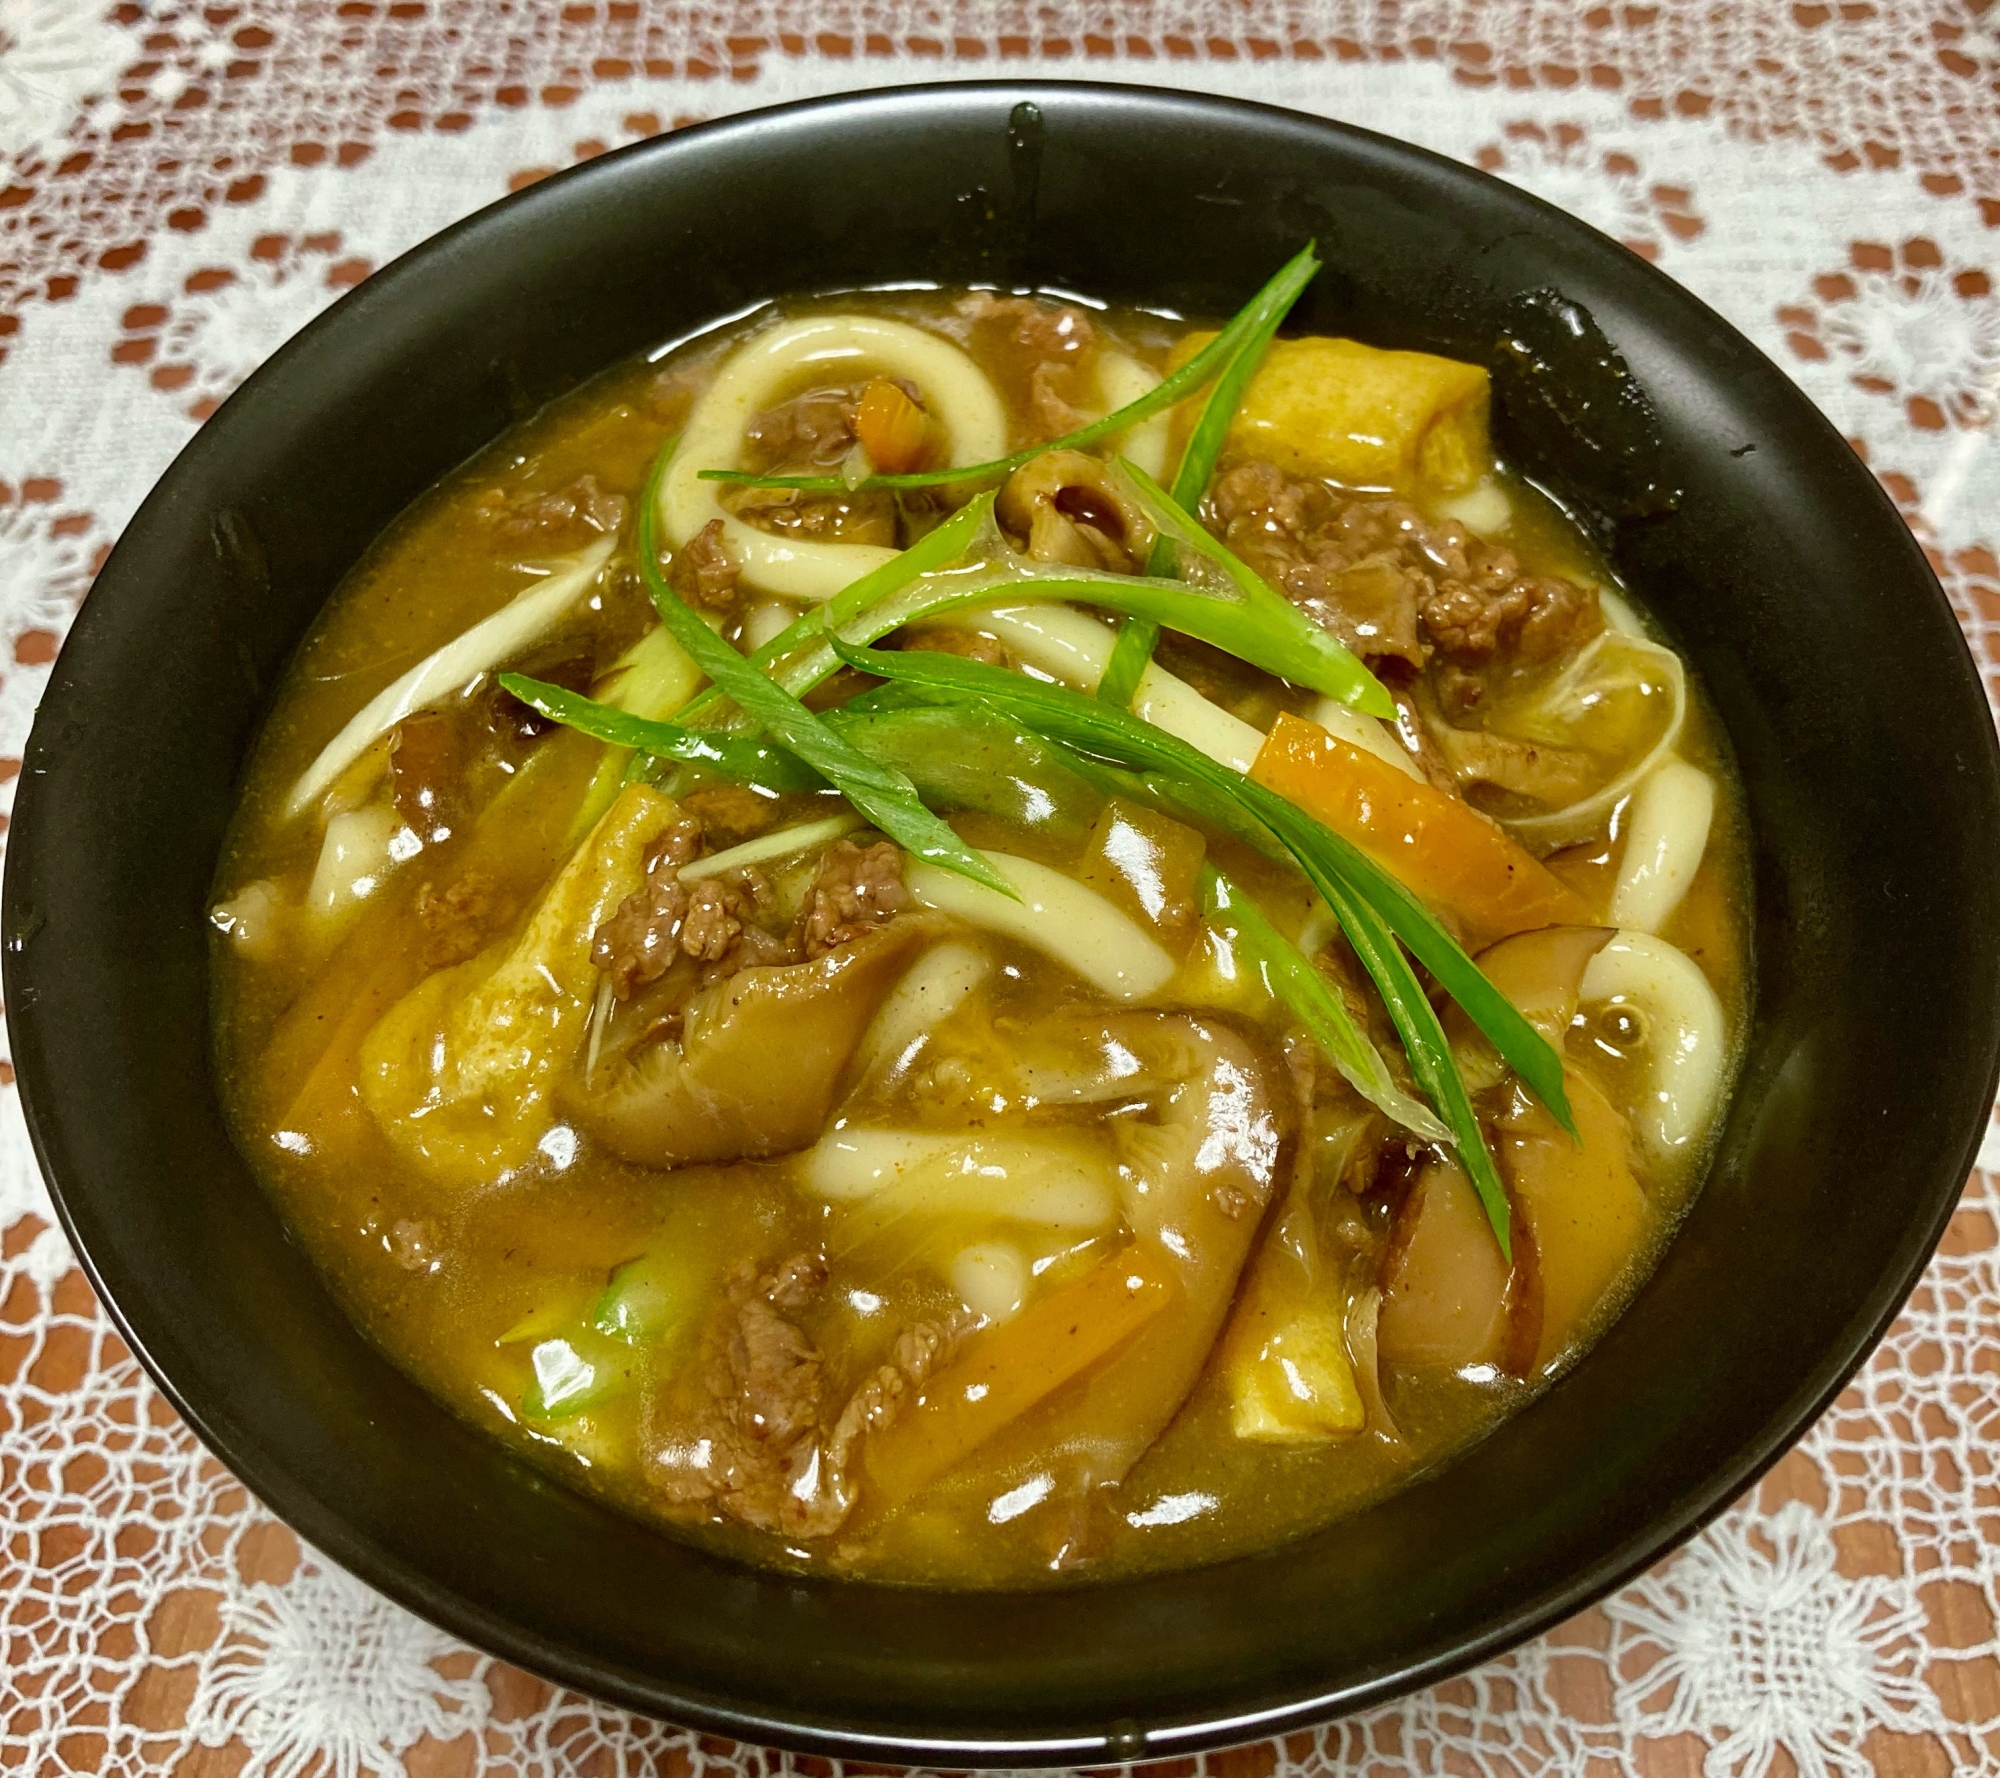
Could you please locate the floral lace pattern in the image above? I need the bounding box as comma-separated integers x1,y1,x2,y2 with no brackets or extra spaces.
2,4,1998,1775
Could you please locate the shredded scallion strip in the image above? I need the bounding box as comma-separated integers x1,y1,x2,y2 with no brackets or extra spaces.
1113,458,1391,716
499,675,826,794
1203,865,1452,1144
825,637,1578,1254
636,444,1017,899
677,495,997,731
1099,265,1304,705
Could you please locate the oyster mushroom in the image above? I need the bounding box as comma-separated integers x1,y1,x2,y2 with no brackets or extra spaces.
862,1011,1294,1507
569,922,931,1169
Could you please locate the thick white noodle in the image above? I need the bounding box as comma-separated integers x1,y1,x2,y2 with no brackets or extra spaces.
1598,587,1647,636
804,1127,1117,1230
1580,929,1728,1159
949,602,1266,772
905,850,1176,1000
661,315,1009,602
1432,478,1513,538
857,940,993,1076
1095,351,1172,481
740,598,799,652
1610,758,1716,933
1309,693,1426,782
284,534,616,817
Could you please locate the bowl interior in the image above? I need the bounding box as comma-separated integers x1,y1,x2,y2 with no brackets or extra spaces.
9,82,1999,1763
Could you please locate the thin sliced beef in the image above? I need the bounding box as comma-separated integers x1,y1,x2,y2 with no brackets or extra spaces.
475,472,628,544
1208,461,1602,697
724,483,898,548
955,293,1097,440
668,517,742,613
592,815,789,998
677,783,780,849
595,829,908,1029
1209,462,1429,669
414,871,497,969
793,840,907,959
730,379,904,546
643,1254,965,1536
746,386,861,469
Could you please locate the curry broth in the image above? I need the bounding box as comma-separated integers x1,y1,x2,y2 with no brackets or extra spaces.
212,286,1751,1589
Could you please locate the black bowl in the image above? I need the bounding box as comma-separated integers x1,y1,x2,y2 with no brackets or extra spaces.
9,81,1999,1764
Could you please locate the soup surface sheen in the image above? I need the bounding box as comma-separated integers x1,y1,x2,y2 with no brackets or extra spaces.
212,274,1749,1588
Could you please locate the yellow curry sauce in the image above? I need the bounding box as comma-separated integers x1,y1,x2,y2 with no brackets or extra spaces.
212,284,1749,1588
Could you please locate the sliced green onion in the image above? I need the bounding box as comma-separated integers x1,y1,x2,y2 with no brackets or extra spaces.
1094,624,1155,715
830,641,1565,1121
1203,865,1452,1146
521,1331,630,1421
1263,830,1514,1256
592,1255,692,1345
500,673,826,794
825,637,1573,1251
637,443,1017,900
1114,457,1391,716
831,703,1101,842
675,812,865,883
1244,785,1571,1138
678,494,997,731
1029,742,1500,1237
695,245,1320,496
685,552,1383,720
1102,265,1302,706
902,575,1370,707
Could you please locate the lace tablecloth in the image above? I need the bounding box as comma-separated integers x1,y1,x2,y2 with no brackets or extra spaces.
4,4,1999,1774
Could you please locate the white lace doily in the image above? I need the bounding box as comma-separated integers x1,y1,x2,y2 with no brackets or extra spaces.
3,5,1998,1774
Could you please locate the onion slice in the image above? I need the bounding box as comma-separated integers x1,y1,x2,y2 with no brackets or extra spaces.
1501,630,1687,854
285,535,615,818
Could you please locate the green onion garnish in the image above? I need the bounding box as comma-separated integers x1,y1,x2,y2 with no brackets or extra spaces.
635,443,1017,899
1203,866,1453,1145
693,244,1321,497
673,503,1385,716
1268,832,1517,1255
498,674,826,795
1100,258,1303,707
824,637,1577,1254
1113,457,1391,717
677,494,998,730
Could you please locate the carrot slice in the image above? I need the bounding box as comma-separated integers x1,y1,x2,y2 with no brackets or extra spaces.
863,1244,1177,1508
854,378,933,475
1250,711,1591,947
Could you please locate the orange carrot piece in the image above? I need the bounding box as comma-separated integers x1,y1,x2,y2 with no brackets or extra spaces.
1250,711,1591,947
863,1245,1178,1508
854,378,933,475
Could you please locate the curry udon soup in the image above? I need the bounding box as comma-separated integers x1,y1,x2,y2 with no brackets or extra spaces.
212,249,1748,1587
